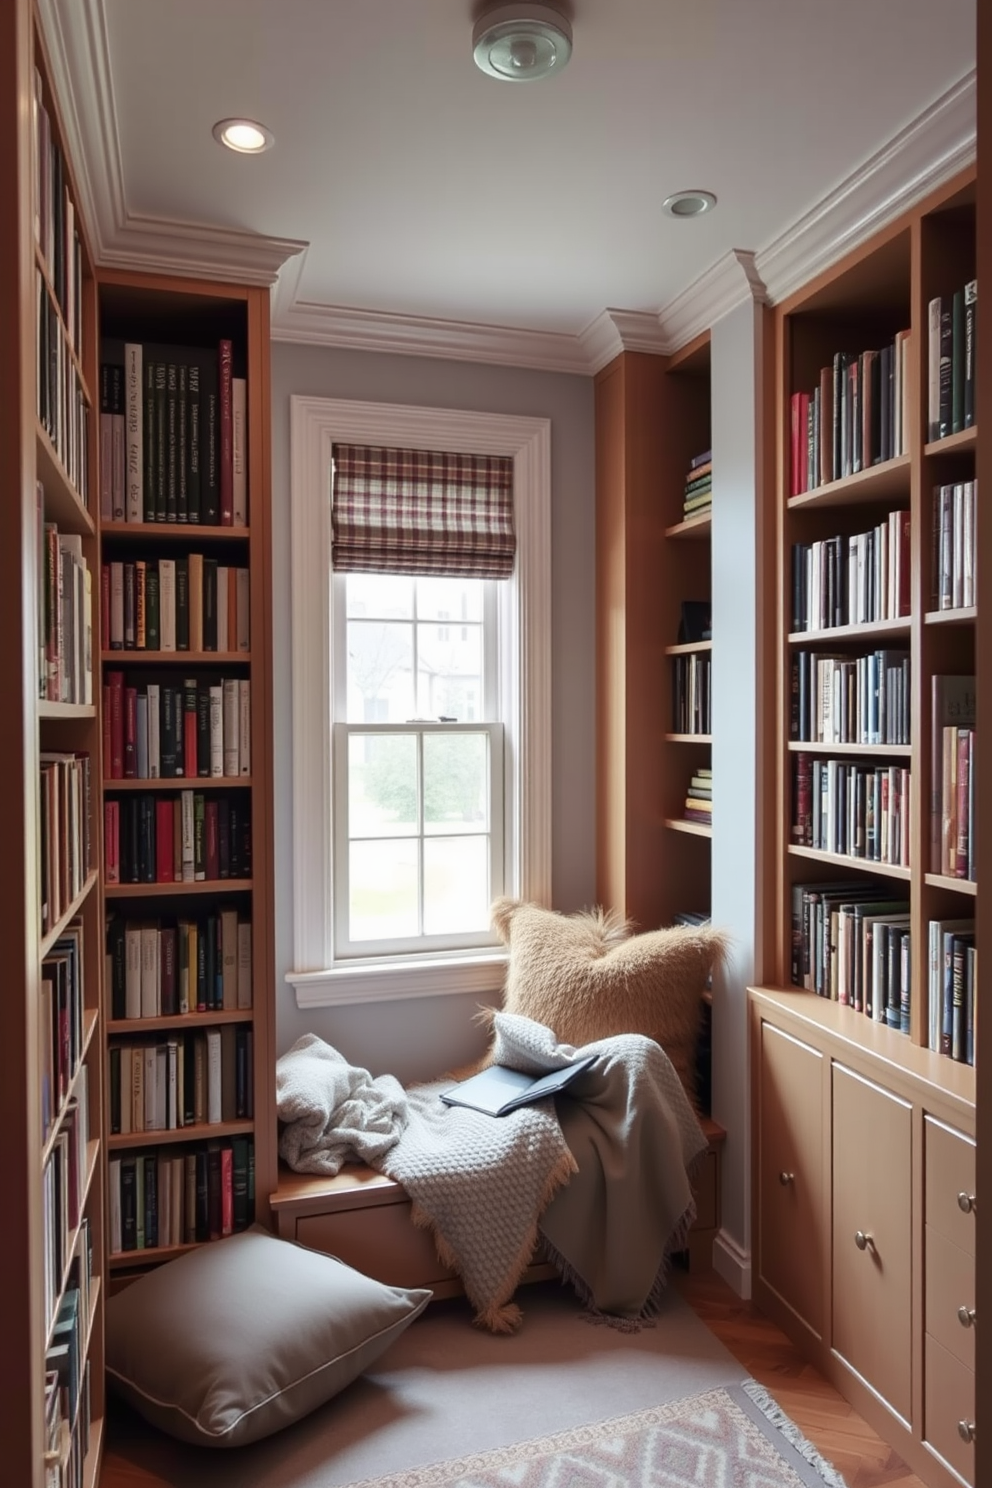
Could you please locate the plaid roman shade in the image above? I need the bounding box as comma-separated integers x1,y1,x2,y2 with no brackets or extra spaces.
331,444,516,578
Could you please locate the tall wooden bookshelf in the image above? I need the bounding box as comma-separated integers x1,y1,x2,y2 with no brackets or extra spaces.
595,339,712,934
749,166,978,1488
0,3,107,1483
95,272,276,1275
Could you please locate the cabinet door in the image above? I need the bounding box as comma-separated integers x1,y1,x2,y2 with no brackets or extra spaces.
758,1021,824,1336
831,1063,912,1423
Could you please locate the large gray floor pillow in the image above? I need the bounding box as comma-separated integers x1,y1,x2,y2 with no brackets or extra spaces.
105,1226,431,1446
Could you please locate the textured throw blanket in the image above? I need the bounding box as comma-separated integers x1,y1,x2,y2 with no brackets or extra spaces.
276,1016,706,1333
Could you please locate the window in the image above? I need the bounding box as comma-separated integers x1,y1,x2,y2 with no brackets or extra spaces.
287,397,551,1007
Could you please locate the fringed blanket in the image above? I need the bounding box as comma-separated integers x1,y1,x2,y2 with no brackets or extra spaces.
275,1014,707,1333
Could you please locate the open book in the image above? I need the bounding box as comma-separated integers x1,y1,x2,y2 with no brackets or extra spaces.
439,1055,596,1117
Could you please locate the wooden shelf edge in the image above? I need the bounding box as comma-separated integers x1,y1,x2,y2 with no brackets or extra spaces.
41,869,100,957
108,1119,254,1149
666,640,713,656
924,605,977,625
41,1007,100,1165
664,817,712,838
924,872,977,895
107,1008,255,1033
787,617,911,644
666,733,713,744
101,521,251,539
104,775,253,790
104,878,253,898
923,426,976,456
665,513,711,539
101,650,251,664
787,453,911,510
787,845,911,880
786,741,912,756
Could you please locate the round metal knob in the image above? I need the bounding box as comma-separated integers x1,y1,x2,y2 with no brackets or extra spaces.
854,1230,872,1251
957,1306,976,1328
957,1421,975,1445
779,1171,795,1186
957,1192,976,1214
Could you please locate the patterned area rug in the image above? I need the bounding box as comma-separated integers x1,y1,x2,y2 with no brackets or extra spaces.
338,1381,848,1488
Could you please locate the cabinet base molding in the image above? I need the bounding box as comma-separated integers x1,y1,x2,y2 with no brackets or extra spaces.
712,1228,751,1300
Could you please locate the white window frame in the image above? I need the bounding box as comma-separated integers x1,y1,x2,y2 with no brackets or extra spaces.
287,395,552,1007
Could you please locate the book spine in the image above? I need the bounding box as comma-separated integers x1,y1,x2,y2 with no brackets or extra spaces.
125,343,143,522
219,339,234,525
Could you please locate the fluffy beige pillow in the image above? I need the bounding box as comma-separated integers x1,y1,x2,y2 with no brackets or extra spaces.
484,898,728,1105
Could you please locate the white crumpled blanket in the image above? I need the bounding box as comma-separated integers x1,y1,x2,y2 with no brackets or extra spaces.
276,1032,408,1174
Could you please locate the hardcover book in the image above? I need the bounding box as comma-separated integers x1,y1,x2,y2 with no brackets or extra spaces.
439,1055,596,1117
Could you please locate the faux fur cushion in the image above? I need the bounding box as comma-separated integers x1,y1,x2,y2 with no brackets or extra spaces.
483,898,729,1105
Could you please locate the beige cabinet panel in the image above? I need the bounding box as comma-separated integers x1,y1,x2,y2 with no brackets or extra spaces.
925,1225,975,1370
758,1021,825,1336
832,1063,913,1423
924,1334,975,1486
924,1116,976,1257
297,1202,459,1290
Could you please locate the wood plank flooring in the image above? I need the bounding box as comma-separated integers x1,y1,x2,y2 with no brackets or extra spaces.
97,1266,925,1488
674,1265,926,1488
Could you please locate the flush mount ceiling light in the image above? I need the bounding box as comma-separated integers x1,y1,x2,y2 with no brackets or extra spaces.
473,3,572,82
662,190,717,219
212,118,274,154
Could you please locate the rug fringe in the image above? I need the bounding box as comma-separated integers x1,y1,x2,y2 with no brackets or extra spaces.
742,1379,849,1488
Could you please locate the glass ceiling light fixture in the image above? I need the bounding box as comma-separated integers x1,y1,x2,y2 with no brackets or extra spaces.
662,190,717,219
212,118,275,154
473,3,572,82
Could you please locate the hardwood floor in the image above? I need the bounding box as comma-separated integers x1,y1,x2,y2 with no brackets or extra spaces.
674,1265,926,1488
97,1266,925,1487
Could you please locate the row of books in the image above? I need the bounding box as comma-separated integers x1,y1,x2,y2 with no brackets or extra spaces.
931,479,977,611
104,673,251,781
107,912,253,1020
927,918,976,1064
792,755,911,867
102,556,250,655
40,511,93,705
789,648,911,746
790,510,911,633
791,879,911,1021
41,920,87,1142
43,1082,90,1340
104,791,252,886
929,674,976,879
671,652,711,735
683,767,712,826
45,1266,93,1488
108,1135,255,1254
682,449,711,520
37,272,90,510
33,65,83,355
40,751,93,936
100,339,246,527
789,334,911,497
109,1023,254,1134
927,280,978,442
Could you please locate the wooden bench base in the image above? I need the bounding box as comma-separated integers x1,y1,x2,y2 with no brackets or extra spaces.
270,1117,724,1296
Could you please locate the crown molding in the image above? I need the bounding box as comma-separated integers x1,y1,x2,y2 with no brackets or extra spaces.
37,0,306,287
39,0,976,359
755,69,976,305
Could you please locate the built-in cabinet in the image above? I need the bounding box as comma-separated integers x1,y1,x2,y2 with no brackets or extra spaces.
750,164,980,1488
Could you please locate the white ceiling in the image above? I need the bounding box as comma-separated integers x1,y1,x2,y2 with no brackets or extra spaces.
43,0,976,370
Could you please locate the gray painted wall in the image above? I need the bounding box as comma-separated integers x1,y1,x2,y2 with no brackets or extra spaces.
710,296,766,1286
269,343,597,1082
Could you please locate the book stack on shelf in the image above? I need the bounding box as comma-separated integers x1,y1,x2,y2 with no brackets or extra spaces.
682,449,712,520
932,478,977,610
683,767,712,827
97,269,271,1285
789,332,911,497
790,648,910,746
930,673,976,883
791,510,910,631
926,917,975,1064
99,338,246,528
671,652,711,735
927,279,978,441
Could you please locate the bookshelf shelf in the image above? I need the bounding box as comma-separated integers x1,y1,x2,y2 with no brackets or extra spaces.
107,1241,203,1271
107,1008,254,1033
664,513,711,539
666,732,713,744
924,425,977,456
787,617,911,644
786,844,913,880
41,1008,100,1164
924,872,977,895
786,453,911,511
786,740,913,757
104,878,253,899
106,775,253,790
100,650,252,665
665,640,713,656
664,818,712,838
101,521,252,541
36,423,96,532
924,605,977,626
46,1139,100,1352
107,1119,255,1150
39,700,98,721
40,870,100,958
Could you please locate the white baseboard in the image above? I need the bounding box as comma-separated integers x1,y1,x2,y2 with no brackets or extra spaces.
713,1229,752,1299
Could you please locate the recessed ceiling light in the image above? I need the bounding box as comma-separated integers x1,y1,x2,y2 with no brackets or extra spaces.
212,118,274,154
473,3,572,82
662,190,717,219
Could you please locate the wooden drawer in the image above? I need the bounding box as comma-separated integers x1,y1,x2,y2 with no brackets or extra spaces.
831,1063,912,1423
925,1225,975,1371
925,1116,976,1256
757,1022,824,1337
924,1333,975,1486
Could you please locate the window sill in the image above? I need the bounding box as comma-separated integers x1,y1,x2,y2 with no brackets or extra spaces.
287,949,509,1008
